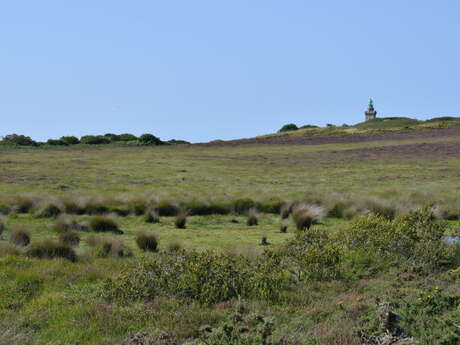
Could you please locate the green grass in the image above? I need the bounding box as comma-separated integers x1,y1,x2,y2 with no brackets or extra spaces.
1,132,460,345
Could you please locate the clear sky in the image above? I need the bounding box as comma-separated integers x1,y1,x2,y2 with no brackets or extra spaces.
1,1,459,143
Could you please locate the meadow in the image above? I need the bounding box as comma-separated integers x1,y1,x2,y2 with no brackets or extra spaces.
0,124,460,345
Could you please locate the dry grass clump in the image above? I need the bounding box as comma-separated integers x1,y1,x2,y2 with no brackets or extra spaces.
292,204,325,231
89,215,123,234
130,198,147,216
13,195,35,213
135,231,159,252
35,201,62,218
144,209,160,223
10,227,31,247
260,236,269,246
61,196,86,214
0,242,21,257
246,208,259,226
280,203,292,219
0,216,5,239
26,239,77,262
174,211,188,229
54,215,86,233
280,224,288,233
59,231,80,247
87,235,132,257
167,240,183,253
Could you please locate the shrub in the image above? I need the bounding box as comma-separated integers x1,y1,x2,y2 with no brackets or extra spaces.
144,209,160,223
59,136,80,145
136,231,158,252
10,227,31,247
233,198,255,214
175,211,187,229
46,139,68,146
0,242,21,257
118,133,138,141
54,215,85,233
59,231,80,247
89,216,123,234
88,236,132,257
1,134,37,146
139,133,162,145
246,209,258,226
300,124,319,129
362,199,397,220
282,228,342,281
154,200,178,216
278,123,298,132
292,204,325,231
35,202,62,218
80,135,111,145
26,239,77,262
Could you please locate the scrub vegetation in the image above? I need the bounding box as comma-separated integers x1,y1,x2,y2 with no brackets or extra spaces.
0,125,460,344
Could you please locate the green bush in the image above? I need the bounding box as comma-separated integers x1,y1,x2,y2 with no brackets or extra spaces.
46,139,68,146
233,198,255,214
26,239,77,262
59,136,80,145
89,216,123,234
59,231,80,247
139,133,162,145
1,134,38,146
10,227,31,247
80,135,111,145
278,123,298,132
135,231,158,252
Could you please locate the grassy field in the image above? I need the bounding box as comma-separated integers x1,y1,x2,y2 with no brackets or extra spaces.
1,127,460,345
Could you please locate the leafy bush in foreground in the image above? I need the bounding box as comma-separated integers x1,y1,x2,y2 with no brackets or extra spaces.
26,239,77,262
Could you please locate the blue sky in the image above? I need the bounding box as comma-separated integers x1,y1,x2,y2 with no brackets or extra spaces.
1,1,459,142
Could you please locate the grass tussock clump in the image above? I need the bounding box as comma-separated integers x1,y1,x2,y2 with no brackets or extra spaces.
54,215,86,233
130,199,147,216
89,216,123,234
0,216,5,239
26,239,77,262
233,198,256,214
246,208,259,226
9,227,31,247
144,209,160,223
135,231,158,252
35,201,62,218
87,236,132,258
175,211,188,229
154,200,178,216
280,203,292,219
183,200,230,216
292,204,325,231
167,240,183,253
0,242,21,257
59,231,80,247
14,195,35,213
280,224,288,233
